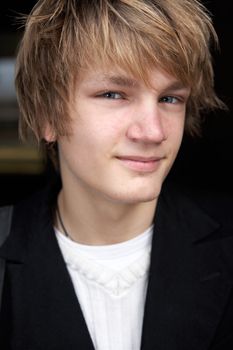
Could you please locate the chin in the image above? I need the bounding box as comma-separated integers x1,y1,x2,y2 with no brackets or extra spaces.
108,186,162,204
130,192,160,204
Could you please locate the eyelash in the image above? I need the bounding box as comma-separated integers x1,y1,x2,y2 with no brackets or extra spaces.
96,91,184,104
159,96,182,104
97,91,125,100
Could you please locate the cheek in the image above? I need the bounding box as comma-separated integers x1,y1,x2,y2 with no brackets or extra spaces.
165,113,185,134
80,118,128,151
82,101,125,126
59,118,124,165
166,117,185,150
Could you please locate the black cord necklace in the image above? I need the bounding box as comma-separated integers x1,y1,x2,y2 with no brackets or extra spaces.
56,205,73,241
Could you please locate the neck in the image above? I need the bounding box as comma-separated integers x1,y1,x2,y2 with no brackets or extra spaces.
57,186,157,246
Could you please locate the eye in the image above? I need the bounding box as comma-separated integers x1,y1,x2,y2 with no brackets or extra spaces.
98,91,124,99
159,96,181,104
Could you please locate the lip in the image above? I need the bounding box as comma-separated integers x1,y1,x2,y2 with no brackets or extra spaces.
116,155,164,172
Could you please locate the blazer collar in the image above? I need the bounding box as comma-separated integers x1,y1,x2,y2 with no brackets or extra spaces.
0,181,219,262
141,183,232,350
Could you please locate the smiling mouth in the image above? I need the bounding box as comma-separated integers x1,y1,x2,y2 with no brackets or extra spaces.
116,156,164,172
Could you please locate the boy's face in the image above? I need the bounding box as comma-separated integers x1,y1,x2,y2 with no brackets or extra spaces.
51,66,190,204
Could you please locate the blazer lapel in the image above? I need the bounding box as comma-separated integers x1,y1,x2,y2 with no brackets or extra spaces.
0,195,95,350
25,222,95,349
141,185,233,350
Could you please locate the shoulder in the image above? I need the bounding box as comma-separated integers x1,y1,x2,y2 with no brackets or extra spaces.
0,206,14,246
0,180,60,258
4,176,61,224
182,185,233,228
163,180,233,230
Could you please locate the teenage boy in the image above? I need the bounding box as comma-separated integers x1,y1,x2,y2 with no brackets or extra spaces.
0,0,233,349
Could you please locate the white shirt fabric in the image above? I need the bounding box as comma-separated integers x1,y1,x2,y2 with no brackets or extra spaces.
55,226,153,350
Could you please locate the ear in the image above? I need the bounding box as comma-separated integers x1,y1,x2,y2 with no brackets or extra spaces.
43,123,56,143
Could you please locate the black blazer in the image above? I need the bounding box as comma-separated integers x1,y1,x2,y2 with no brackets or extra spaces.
0,182,233,349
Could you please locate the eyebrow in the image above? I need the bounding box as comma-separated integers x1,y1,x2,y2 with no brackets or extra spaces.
100,75,138,88
88,74,189,92
164,81,189,92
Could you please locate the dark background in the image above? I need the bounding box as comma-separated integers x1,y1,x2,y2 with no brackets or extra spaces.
0,0,232,206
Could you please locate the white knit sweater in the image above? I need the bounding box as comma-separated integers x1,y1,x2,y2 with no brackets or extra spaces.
55,226,153,350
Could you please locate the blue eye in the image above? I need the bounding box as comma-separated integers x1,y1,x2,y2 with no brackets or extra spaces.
160,96,179,104
101,91,123,99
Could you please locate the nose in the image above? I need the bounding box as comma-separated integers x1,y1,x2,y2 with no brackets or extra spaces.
126,101,167,144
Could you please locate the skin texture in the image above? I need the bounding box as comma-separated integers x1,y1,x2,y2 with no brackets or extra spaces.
45,66,190,244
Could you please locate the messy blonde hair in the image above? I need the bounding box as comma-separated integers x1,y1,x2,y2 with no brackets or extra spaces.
15,0,223,144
